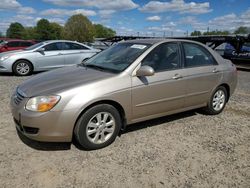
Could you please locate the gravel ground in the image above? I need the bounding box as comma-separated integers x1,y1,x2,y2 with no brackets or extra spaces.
0,70,249,188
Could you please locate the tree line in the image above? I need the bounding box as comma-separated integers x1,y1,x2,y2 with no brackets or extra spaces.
191,27,250,36
4,14,116,42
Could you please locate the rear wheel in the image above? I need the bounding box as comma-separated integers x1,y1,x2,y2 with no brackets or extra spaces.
203,86,227,115
74,104,122,150
13,60,33,76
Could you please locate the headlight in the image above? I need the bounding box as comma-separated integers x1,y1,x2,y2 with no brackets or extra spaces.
0,56,10,61
25,96,61,112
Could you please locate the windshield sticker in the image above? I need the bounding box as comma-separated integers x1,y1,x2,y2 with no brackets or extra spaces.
131,44,147,49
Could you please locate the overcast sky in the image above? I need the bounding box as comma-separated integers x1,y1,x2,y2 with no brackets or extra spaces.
0,0,250,36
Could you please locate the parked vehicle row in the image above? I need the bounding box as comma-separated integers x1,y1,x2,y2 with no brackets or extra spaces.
0,40,100,76
11,39,237,150
0,39,35,53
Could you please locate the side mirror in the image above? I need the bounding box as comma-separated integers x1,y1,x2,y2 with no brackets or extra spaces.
136,65,155,77
36,47,45,53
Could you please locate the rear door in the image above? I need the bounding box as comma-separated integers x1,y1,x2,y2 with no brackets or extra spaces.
35,42,65,70
131,42,187,121
181,42,223,107
63,42,96,66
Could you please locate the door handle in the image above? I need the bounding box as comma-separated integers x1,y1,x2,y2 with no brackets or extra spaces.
58,53,63,55
172,74,183,80
212,68,219,73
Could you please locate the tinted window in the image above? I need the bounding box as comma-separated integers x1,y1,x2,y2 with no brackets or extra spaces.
64,42,88,50
7,42,20,47
241,42,250,52
20,42,33,47
142,43,180,72
183,43,216,67
44,42,63,51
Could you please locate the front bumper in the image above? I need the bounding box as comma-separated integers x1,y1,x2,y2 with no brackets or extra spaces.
0,60,12,73
10,94,78,142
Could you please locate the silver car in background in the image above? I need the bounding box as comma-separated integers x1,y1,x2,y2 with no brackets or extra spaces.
0,40,100,76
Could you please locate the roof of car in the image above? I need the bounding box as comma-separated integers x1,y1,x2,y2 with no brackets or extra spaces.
43,40,80,44
123,38,201,45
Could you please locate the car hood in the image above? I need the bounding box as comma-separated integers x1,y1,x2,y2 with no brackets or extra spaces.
0,50,25,56
18,65,115,97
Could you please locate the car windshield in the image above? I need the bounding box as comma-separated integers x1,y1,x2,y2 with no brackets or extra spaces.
84,42,151,73
24,42,44,50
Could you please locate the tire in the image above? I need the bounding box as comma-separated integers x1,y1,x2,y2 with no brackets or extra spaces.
203,86,228,115
13,60,33,76
74,104,122,150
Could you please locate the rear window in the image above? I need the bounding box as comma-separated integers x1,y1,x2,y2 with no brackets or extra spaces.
7,41,20,47
64,42,89,50
19,42,33,47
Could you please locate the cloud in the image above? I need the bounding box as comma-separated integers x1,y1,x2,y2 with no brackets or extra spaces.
0,0,36,14
40,9,96,17
208,12,250,30
146,15,161,21
43,0,138,11
48,18,65,25
178,8,250,32
99,10,116,19
139,0,212,14
0,0,20,10
18,7,36,14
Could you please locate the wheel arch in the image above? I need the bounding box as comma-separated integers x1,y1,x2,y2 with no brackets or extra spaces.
12,59,34,72
219,83,230,102
73,100,127,136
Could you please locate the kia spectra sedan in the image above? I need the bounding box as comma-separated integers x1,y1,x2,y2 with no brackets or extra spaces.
0,40,100,76
10,39,237,150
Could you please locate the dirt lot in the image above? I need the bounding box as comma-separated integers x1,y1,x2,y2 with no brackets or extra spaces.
0,70,249,188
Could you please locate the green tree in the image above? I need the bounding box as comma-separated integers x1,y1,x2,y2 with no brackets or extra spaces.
234,26,250,34
63,14,94,42
190,30,202,36
36,19,52,40
203,30,230,35
94,24,116,38
0,31,2,37
23,27,37,39
6,22,25,39
49,22,63,39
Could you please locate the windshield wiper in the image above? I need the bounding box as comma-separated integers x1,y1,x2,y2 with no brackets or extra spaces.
84,64,106,71
84,64,119,73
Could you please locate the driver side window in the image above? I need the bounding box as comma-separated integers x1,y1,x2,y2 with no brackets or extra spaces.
141,43,180,72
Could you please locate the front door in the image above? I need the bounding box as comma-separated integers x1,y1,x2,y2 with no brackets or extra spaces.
35,42,65,70
131,42,187,122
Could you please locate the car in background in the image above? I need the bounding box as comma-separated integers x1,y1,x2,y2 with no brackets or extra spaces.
11,39,237,150
0,40,100,76
0,39,35,53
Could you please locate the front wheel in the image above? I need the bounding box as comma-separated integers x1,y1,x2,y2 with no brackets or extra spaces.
13,60,33,76
74,104,122,150
203,86,228,115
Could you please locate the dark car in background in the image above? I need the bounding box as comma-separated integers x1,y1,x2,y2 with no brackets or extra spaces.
0,39,35,53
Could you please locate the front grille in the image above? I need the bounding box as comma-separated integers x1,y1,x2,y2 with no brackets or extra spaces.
14,90,25,105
